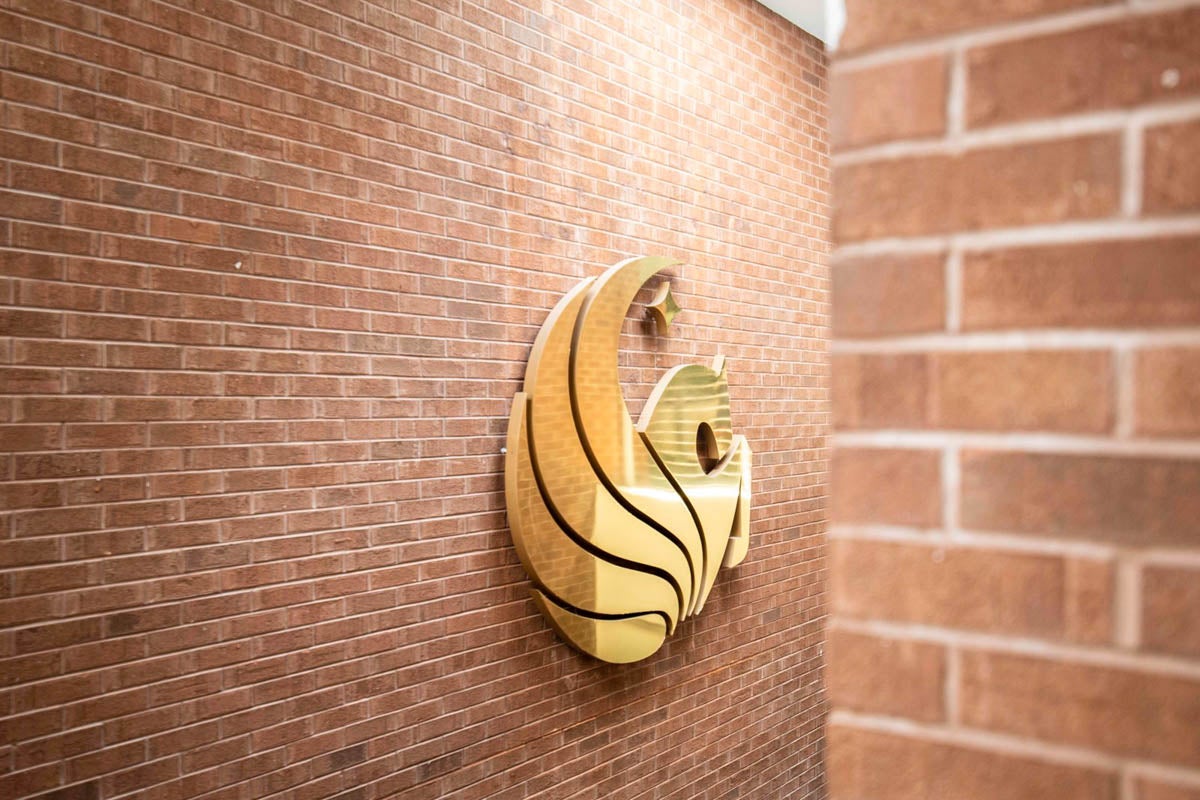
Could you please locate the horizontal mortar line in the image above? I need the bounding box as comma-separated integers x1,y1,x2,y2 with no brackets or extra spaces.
2,499,509,539
1123,762,1200,792
829,619,1200,680
829,0,1194,71
832,328,1200,352
832,98,1200,166
833,430,1200,458
829,524,1124,559
833,216,1200,259
828,709,1149,774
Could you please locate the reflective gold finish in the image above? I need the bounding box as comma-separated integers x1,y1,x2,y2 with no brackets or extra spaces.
646,281,681,335
505,256,752,663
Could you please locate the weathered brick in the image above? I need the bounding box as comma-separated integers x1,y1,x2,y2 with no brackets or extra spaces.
834,135,1120,243
828,724,1117,800
826,630,946,721
832,252,946,337
962,237,1200,329
960,451,1200,545
967,8,1200,127
831,448,942,527
960,650,1200,765
832,56,947,149
832,539,1113,642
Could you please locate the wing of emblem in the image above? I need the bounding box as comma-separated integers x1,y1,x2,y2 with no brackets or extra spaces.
505,256,753,663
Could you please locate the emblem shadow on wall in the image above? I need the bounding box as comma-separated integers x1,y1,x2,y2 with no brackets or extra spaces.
504,256,752,664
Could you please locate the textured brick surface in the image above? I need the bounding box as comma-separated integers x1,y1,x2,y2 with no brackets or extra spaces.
1145,118,1200,214
828,724,1118,800
0,2,830,799
830,448,941,527
832,539,1113,643
1142,565,1200,657
1138,781,1200,800
967,8,1200,127
832,0,1200,795
831,56,947,149
835,350,1112,432
1135,348,1200,436
838,0,1114,54
960,650,1200,765
962,237,1200,329
834,135,1120,242
832,252,946,337
825,630,946,721
960,450,1200,544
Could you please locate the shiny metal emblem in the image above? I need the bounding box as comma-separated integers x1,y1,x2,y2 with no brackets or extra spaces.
505,257,752,663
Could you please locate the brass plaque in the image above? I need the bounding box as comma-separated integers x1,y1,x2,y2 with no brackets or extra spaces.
505,257,751,663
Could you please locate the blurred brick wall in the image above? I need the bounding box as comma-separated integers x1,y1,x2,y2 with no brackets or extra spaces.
829,1,1200,798
0,2,830,798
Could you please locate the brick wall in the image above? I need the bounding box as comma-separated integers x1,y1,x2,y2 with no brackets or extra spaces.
829,2,1200,798
0,2,830,799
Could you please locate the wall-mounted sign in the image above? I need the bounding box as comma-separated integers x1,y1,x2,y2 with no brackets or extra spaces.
505,257,751,663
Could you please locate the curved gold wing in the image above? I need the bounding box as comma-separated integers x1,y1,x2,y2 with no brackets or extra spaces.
505,257,752,663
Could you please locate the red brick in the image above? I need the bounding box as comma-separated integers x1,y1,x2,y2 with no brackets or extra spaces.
962,237,1200,329
0,2,831,798
832,56,947,149
16,618,102,654
0,309,63,337
839,0,1114,53
826,630,946,721
832,252,946,337
834,135,1121,243
0,424,61,451
1145,119,1200,214
1142,565,1200,658
960,450,1200,545
832,539,1113,642
1135,348,1200,436
967,8,1200,127
16,397,101,423
828,724,1117,800
831,448,942,527
960,649,1200,765
1137,780,1200,800
833,352,929,429
937,350,1111,432
835,350,1112,432
13,340,102,367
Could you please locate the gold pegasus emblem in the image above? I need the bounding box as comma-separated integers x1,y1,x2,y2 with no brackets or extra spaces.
505,256,752,663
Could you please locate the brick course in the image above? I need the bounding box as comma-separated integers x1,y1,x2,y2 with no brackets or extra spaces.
831,1,1200,797
0,1,829,798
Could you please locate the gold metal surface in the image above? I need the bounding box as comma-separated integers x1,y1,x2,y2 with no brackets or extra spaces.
505,256,753,663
